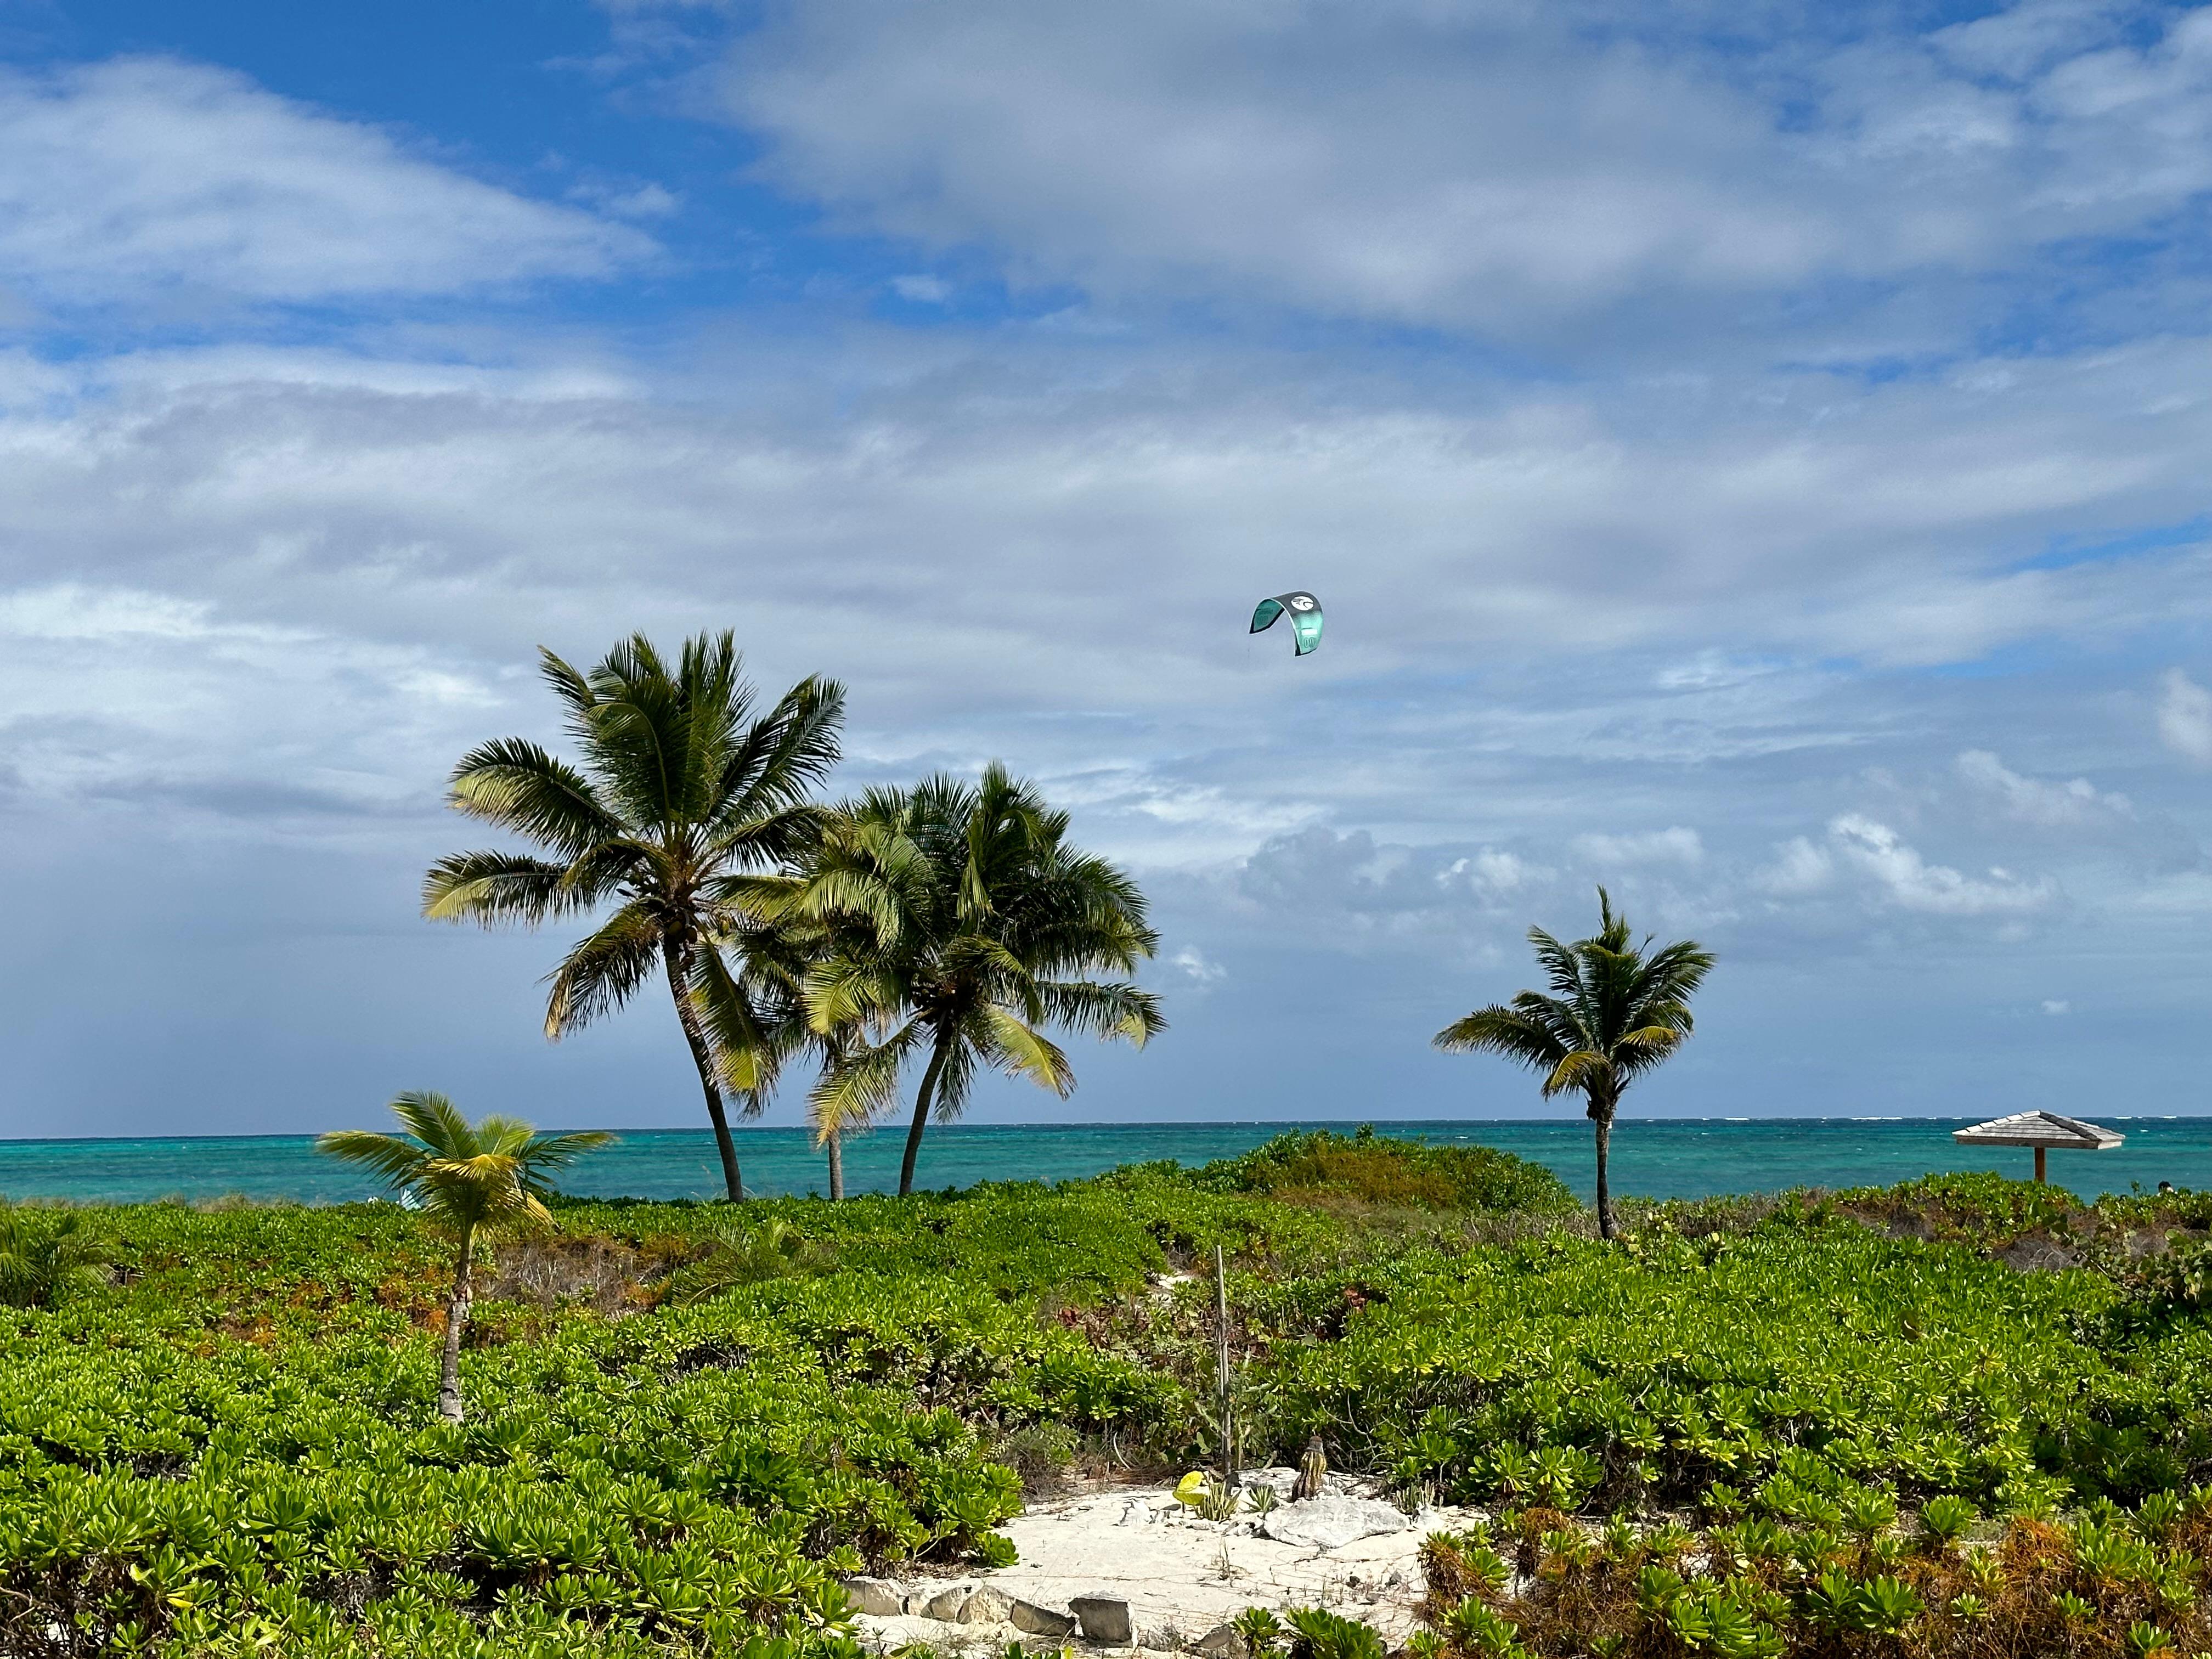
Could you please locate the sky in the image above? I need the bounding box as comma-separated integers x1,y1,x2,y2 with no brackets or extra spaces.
2,0,2210,1138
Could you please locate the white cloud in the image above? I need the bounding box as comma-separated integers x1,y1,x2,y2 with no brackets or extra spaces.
717,0,2212,339
1954,748,2132,825
2042,998,2070,1014
1170,945,1226,985
1441,849,1544,896
890,274,952,303
2158,669,2212,763
569,178,682,220
1827,814,2058,916
1756,836,1837,897
0,581,499,819
0,58,650,306
1573,827,1704,867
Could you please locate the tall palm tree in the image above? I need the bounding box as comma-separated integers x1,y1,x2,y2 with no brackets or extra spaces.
422,632,844,1201
1434,888,1712,1240
318,1093,610,1421
793,765,1165,1195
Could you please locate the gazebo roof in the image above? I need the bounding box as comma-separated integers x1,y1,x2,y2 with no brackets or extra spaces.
1952,1110,2124,1151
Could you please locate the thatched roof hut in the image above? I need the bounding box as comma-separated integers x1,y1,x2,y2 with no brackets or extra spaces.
1953,1110,2123,1182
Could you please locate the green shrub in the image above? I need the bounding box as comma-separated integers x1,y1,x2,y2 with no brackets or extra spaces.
0,1206,110,1308
1192,1128,1579,1215
7,1164,2212,1656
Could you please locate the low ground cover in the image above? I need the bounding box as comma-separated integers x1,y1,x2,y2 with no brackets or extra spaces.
3,1138,2211,1657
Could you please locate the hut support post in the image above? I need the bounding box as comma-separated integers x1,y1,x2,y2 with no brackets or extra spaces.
2035,1146,2047,1183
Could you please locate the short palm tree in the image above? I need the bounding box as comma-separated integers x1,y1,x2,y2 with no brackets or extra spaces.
1434,888,1712,1240
0,1209,110,1309
793,765,1165,1195
422,631,843,1201
692,909,868,1199
318,1093,610,1421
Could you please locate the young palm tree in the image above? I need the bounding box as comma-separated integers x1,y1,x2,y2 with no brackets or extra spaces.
422,631,843,1201
1434,888,1713,1240
0,1209,110,1309
793,764,1165,1196
691,909,867,1199
318,1093,610,1421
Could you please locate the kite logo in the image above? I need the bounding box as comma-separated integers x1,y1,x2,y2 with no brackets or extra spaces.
1250,590,1324,656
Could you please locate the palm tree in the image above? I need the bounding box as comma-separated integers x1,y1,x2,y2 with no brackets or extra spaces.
1434,888,1712,1240
0,1209,110,1309
318,1093,610,1421
422,632,844,1201
791,764,1165,1196
692,909,867,1199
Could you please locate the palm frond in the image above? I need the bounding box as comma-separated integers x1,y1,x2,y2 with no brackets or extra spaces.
806,1024,918,1143
711,674,847,832
980,1007,1073,1097
319,1094,608,1232
314,1130,431,1187
1035,979,1164,1046
1432,1005,1575,1071
689,944,789,1107
1543,1048,1613,1097
446,738,624,857
421,850,576,926
543,904,662,1037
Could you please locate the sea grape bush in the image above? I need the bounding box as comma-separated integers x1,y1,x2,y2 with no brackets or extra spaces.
1364,1486,2212,1658
4,1144,2212,1656
1240,1215,2212,1513
1189,1127,1580,1217
0,1195,1186,1656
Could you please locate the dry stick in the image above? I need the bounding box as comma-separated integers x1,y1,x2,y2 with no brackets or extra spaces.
1216,1243,1236,1497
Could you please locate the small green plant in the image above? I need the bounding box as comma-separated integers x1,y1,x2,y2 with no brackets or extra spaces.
1917,1496,1976,1551
1246,1483,1280,1517
990,1420,1080,1494
1285,1606,1389,1659
0,1207,110,1309
662,1217,837,1303
1232,1607,1287,1658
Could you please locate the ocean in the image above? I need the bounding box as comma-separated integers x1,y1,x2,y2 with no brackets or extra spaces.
4,1116,2209,1207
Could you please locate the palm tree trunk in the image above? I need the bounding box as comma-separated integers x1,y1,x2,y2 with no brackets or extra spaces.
663,941,744,1201
898,1040,950,1198
1592,1105,1616,1242
439,1223,473,1423
825,1128,844,1200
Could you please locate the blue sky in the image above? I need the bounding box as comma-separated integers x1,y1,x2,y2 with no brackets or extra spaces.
3,0,2211,1137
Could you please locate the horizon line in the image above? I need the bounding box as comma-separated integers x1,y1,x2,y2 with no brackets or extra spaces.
2,1111,2191,1149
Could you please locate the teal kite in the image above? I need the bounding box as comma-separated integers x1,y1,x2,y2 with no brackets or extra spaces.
1250,591,1323,656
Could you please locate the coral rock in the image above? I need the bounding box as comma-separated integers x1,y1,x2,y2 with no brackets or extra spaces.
840,1576,905,1618
1071,1594,1135,1645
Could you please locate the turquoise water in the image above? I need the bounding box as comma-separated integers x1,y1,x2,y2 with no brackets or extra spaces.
4,1117,2209,1206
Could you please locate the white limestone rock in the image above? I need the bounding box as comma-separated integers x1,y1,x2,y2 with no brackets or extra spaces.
1257,1496,1410,1551
840,1576,905,1617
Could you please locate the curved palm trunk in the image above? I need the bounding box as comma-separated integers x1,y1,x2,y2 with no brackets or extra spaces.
1590,1102,1617,1241
897,1040,951,1198
663,941,744,1202
825,1128,844,1200
438,1222,474,1423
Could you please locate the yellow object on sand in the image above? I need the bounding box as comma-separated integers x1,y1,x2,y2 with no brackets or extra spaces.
1173,1471,1211,1507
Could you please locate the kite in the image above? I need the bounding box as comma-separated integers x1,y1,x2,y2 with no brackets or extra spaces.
1250,590,1323,656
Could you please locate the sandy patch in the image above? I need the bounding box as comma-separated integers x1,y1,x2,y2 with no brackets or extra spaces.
849,1470,1475,1654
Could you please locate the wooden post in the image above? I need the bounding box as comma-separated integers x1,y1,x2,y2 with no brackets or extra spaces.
1216,1244,1235,1496
2034,1146,2047,1184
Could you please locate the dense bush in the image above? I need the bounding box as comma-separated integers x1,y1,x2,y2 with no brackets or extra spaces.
3,1153,2211,1657
1191,1128,1580,1216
